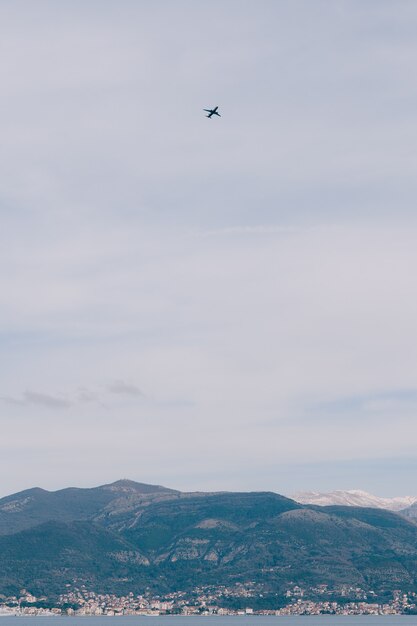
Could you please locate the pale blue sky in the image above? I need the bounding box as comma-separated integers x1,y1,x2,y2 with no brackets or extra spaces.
1,0,417,497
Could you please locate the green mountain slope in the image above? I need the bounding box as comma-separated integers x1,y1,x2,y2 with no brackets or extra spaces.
0,520,151,597
1,482,417,600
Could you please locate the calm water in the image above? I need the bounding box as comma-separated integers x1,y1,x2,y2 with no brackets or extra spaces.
0,617,416,626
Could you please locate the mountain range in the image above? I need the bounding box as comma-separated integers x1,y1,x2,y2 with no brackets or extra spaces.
291,489,417,512
1,479,417,603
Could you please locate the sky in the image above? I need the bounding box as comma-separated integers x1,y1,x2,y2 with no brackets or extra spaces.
1,0,417,498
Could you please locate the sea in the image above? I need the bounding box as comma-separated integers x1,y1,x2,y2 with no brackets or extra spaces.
0,617,416,626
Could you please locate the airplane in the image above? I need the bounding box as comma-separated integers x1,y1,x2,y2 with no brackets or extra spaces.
203,106,221,118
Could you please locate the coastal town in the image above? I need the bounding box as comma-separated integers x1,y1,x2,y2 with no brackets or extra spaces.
1,585,417,617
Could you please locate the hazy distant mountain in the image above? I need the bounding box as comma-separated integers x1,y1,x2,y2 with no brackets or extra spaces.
2,480,417,602
291,489,417,511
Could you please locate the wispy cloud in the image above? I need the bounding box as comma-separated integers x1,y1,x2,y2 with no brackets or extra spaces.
0,395,26,406
1,382,145,409
77,387,98,404
23,391,71,409
106,380,143,397
0,391,72,409
194,225,296,237
310,389,417,418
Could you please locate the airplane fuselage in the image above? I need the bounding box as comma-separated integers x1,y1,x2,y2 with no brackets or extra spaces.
204,106,221,118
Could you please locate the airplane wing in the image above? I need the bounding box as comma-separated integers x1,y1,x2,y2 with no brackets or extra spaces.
203,109,212,112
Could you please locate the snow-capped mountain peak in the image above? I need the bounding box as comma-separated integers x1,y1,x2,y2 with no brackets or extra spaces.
290,490,417,511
